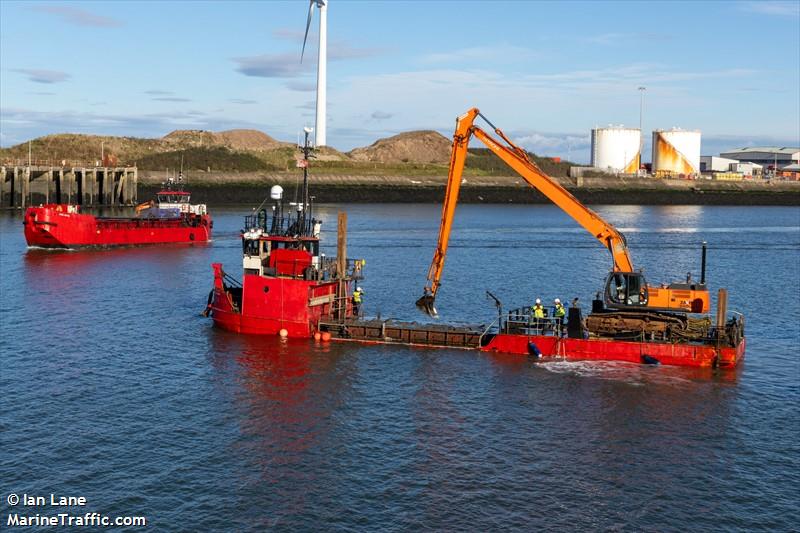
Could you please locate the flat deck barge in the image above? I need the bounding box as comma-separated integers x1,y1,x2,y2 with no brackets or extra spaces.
318,305,745,369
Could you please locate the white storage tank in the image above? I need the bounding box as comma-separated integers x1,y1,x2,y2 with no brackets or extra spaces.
591,127,641,173
652,129,701,175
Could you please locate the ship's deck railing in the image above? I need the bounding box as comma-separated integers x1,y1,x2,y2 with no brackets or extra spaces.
244,211,317,238
503,306,566,336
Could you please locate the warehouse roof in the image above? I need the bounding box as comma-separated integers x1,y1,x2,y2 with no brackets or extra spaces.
722,147,799,155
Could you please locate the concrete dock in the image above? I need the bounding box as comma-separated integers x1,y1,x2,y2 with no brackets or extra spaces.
1,163,137,209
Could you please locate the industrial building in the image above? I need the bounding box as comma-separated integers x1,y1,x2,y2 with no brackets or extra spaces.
590,126,641,174
719,147,799,169
779,163,800,179
700,156,738,172
699,156,762,177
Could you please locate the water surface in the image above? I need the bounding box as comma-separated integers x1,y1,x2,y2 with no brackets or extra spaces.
2,204,799,530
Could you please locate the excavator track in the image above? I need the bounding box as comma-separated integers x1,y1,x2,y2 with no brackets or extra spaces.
586,310,711,342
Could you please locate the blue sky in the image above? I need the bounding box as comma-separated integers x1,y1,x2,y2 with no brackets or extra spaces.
1,0,798,162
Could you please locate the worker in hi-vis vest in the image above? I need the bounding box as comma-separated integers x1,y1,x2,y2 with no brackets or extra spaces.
353,287,364,317
532,298,545,332
553,298,566,335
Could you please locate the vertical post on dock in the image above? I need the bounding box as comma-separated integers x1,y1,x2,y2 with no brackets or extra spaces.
22,167,30,208
1,167,6,208
132,167,138,204
45,168,52,204
716,288,728,330
337,212,347,278
337,212,347,320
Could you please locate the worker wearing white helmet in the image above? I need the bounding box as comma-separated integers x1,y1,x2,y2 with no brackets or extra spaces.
532,298,545,319
553,298,566,335
352,286,364,317
531,298,545,333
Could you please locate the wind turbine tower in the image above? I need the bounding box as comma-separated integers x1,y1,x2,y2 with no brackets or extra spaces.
302,0,327,147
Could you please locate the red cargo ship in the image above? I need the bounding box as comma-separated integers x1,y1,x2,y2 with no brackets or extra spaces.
24,182,212,248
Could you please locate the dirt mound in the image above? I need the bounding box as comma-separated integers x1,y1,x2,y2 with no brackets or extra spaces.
215,129,290,151
162,129,290,152
162,130,218,147
348,130,451,164
313,145,351,162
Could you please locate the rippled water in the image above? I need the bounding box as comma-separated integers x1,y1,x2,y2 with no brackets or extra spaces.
2,204,799,531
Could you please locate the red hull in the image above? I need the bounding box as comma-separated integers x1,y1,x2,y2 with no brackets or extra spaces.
209,262,745,368
210,263,350,337
481,333,745,368
24,204,212,248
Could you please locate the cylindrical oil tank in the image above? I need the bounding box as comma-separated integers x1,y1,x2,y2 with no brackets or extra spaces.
652,129,701,175
591,127,641,174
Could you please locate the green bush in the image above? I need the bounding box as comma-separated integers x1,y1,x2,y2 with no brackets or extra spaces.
466,148,573,177
136,147,278,172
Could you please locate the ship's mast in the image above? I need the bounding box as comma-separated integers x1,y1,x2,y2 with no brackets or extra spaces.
300,128,314,235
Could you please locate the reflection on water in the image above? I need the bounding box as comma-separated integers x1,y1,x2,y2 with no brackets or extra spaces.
2,205,798,531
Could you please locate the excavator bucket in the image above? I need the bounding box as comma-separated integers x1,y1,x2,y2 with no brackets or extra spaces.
416,294,438,316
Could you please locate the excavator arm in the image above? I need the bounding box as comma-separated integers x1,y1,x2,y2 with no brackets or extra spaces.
417,107,635,315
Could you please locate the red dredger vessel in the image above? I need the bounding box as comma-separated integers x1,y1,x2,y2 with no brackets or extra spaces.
206,128,745,369
208,131,362,337
24,179,212,248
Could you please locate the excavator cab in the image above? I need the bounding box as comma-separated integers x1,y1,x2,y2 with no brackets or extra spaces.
604,272,649,308
602,271,709,313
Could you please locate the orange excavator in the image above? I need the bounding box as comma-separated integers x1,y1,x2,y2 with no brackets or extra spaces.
416,108,710,326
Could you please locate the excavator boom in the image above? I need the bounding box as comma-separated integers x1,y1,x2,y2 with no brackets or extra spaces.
417,108,635,315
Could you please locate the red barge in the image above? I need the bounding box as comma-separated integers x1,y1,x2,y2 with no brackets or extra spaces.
24,181,211,248
207,124,745,369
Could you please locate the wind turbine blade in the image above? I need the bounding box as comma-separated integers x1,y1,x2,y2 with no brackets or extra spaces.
301,0,315,63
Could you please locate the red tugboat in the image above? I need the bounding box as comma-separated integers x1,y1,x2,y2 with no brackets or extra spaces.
207,130,361,337
23,177,212,248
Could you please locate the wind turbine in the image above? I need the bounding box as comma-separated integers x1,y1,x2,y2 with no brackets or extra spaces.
302,0,327,147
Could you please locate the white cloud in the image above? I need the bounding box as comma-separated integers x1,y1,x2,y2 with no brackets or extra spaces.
420,44,539,64
514,132,590,153
739,1,800,17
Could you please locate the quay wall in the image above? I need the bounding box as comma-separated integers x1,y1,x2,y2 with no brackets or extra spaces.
139,172,800,206
1,164,137,209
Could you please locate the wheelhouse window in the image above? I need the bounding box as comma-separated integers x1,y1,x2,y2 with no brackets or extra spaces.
243,239,259,256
